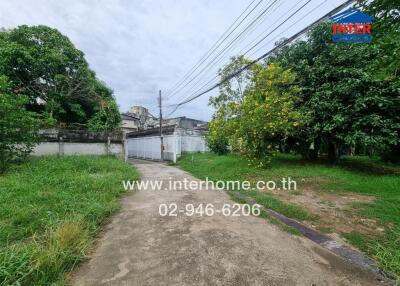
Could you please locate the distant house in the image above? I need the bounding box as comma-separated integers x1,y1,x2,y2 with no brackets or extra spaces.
121,113,140,132
121,106,207,133
121,106,155,132
162,116,207,130
126,123,207,138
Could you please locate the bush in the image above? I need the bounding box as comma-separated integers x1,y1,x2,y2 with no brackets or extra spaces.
87,99,121,132
0,77,40,172
206,135,229,155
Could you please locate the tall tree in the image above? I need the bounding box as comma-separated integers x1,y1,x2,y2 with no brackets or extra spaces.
271,22,399,162
0,25,120,128
357,0,400,161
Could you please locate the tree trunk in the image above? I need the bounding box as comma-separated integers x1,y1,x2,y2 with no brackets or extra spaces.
327,140,338,164
350,145,355,156
309,137,321,160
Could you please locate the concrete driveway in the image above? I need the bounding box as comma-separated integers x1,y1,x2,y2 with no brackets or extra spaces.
72,159,381,286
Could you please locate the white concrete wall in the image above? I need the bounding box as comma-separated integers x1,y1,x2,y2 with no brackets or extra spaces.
32,142,123,157
181,136,209,153
33,142,60,155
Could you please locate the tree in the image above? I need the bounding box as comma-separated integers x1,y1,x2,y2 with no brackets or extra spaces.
207,57,253,155
209,1,399,163
209,56,252,110
357,0,400,162
0,76,40,172
87,98,121,132
208,61,307,165
235,63,306,166
271,22,399,162
0,25,120,126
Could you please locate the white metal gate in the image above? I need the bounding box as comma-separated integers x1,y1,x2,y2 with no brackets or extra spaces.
127,135,181,162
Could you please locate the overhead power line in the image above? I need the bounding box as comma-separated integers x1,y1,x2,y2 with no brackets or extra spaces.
173,0,311,106
248,0,328,57
242,0,312,55
164,0,263,99
169,0,356,112
167,0,289,105
167,0,311,109
165,0,281,101
239,0,319,55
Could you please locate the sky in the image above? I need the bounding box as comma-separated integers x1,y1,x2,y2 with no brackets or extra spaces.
0,0,347,121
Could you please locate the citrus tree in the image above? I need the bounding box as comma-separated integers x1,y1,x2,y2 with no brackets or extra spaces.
236,63,307,166
208,60,307,166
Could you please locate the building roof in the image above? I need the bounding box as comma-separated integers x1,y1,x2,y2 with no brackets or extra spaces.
162,116,207,124
126,125,176,138
121,113,140,121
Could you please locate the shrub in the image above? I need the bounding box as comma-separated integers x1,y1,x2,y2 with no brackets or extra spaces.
0,76,40,172
206,135,229,155
87,99,121,132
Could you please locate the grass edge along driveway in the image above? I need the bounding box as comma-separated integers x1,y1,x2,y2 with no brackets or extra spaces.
177,152,400,282
0,155,139,286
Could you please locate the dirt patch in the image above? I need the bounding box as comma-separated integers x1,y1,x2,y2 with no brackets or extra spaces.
260,186,383,238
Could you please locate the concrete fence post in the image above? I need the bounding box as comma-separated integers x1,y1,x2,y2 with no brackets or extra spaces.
107,136,111,155
123,133,128,161
59,136,64,156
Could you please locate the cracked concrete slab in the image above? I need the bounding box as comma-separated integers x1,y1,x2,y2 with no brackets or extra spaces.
72,159,384,286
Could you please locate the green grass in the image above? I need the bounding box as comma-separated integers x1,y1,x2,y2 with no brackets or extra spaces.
0,155,139,286
177,152,400,281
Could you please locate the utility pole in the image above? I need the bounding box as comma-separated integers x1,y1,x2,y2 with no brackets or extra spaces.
159,90,164,162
